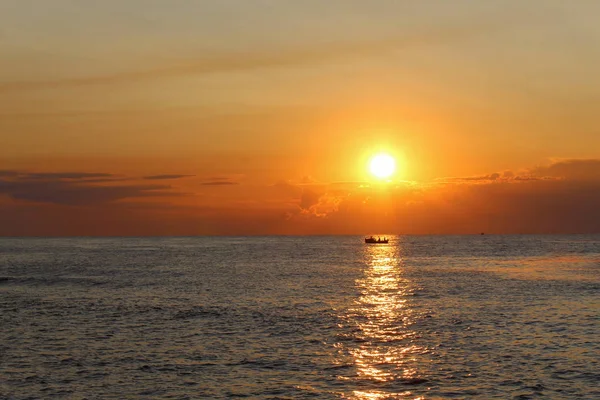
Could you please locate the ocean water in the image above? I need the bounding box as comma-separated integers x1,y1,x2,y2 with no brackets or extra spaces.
1,235,599,400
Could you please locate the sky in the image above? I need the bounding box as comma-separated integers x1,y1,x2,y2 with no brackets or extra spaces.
1,0,600,235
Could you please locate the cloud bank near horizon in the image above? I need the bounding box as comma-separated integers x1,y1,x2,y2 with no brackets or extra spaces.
1,159,599,235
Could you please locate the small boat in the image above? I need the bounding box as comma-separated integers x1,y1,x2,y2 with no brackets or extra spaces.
365,236,388,244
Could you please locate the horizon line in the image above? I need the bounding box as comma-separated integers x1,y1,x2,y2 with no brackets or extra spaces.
1,233,599,239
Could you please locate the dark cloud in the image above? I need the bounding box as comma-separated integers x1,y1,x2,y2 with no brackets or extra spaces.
143,174,194,180
530,159,600,180
437,173,502,183
0,171,187,206
201,181,238,186
443,179,600,234
0,171,116,180
200,177,240,186
23,172,115,180
513,176,544,181
201,180,239,186
0,180,174,206
437,158,600,184
0,170,19,177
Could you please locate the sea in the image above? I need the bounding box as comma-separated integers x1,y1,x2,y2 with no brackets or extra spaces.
1,235,599,399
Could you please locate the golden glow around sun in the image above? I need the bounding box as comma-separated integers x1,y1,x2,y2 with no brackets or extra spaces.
369,153,396,179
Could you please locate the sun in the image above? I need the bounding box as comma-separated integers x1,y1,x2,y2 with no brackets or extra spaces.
369,153,396,179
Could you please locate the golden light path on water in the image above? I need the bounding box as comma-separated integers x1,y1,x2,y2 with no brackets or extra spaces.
337,238,428,400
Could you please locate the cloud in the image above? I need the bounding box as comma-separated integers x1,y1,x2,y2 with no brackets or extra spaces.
2,159,600,235
513,176,543,181
0,170,19,177
437,173,502,183
436,158,600,184
0,21,517,93
273,180,337,214
201,180,239,186
0,170,114,180
530,159,600,180
200,176,241,186
503,170,515,179
23,172,115,180
0,170,187,206
299,188,323,211
201,181,238,186
0,171,117,181
279,159,600,234
143,174,194,180
273,180,302,196
0,180,173,206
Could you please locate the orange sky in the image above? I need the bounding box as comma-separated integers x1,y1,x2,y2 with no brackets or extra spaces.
1,1,600,235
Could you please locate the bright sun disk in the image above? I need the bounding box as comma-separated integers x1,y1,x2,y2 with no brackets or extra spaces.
369,153,396,179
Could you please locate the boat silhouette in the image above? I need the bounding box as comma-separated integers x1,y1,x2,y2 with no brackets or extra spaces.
364,236,388,244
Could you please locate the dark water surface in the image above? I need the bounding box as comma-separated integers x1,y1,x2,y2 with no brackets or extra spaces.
1,235,599,399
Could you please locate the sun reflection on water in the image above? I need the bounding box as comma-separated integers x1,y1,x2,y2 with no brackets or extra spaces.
337,238,427,400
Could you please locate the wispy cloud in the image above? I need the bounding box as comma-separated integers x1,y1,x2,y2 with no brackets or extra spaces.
143,174,194,180
0,170,19,177
0,171,116,180
530,159,600,180
436,172,504,184
0,180,173,206
24,172,115,180
198,176,242,186
201,180,239,186
0,20,518,93
433,158,600,184
0,170,188,206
